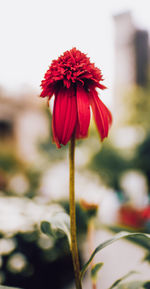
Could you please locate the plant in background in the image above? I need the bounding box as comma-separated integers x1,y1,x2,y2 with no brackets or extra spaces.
40,47,112,289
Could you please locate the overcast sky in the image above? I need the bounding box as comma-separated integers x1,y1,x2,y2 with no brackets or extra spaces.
0,0,150,105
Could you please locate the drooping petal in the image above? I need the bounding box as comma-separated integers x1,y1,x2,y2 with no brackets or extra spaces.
52,112,61,148
89,88,112,140
95,82,107,90
52,86,77,146
76,85,90,138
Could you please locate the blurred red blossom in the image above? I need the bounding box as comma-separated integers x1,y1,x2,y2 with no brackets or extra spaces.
118,205,145,229
141,206,150,220
40,48,112,148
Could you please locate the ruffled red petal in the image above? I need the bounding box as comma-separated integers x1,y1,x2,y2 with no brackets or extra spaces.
76,85,90,138
52,87,77,146
89,88,112,140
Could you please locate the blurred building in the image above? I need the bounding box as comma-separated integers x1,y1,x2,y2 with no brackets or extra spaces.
113,11,149,126
0,89,49,163
135,29,149,86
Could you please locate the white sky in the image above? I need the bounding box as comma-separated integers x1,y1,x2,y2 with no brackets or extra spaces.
0,0,150,103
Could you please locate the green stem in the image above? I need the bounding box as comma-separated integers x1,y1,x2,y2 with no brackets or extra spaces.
69,134,82,289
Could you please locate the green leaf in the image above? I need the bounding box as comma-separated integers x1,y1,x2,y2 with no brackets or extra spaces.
91,262,103,282
108,271,137,289
41,211,71,245
81,231,150,278
109,226,150,256
116,280,145,289
143,252,150,263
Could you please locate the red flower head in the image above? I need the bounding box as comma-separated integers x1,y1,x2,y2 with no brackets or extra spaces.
40,48,112,148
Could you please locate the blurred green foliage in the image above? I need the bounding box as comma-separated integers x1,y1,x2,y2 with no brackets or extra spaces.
0,152,21,173
135,134,150,191
0,150,41,198
123,85,150,129
89,144,132,190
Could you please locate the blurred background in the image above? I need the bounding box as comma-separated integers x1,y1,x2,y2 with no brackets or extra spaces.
1,0,150,288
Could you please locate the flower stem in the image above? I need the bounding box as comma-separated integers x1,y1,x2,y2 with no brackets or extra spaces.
69,134,82,289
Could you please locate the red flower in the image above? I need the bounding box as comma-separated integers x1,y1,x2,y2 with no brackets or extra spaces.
40,48,112,148
141,206,150,220
118,205,144,229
